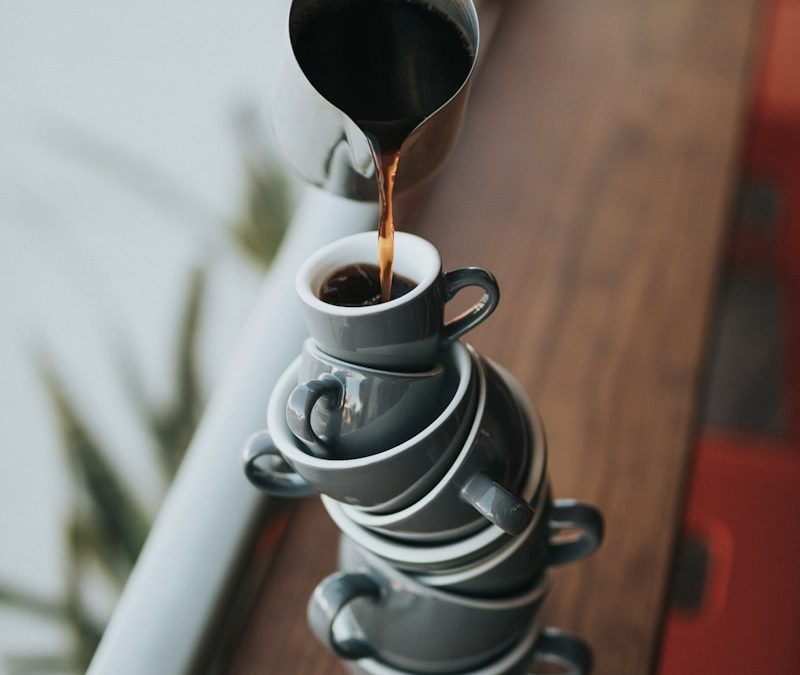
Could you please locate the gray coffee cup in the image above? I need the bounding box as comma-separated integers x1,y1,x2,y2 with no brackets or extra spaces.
344,489,604,598
336,356,536,538
296,232,499,371
344,620,592,675
286,339,447,459
243,340,477,511
308,543,551,674
320,417,545,574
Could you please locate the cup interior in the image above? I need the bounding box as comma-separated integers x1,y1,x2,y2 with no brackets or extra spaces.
296,232,441,315
270,340,472,468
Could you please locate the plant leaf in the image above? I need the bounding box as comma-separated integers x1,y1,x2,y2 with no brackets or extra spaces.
38,361,150,570
228,106,292,270
63,513,105,670
5,652,80,675
148,268,206,476
230,159,292,269
0,584,67,623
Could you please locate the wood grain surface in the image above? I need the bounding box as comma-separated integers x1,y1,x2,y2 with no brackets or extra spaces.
227,1,761,673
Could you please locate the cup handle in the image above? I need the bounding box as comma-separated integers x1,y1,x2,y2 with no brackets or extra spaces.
285,373,344,457
460,472,534,536
528,628,593,674
545,499,605,566
442,267,500,341
307,571,381,660
241,430,317,497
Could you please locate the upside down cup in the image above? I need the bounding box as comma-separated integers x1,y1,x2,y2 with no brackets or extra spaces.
344,620,593,675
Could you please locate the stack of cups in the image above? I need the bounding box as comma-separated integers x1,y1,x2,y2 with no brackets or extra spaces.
243,233,604,675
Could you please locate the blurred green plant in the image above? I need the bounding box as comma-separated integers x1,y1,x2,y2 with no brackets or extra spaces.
0,116,292,673
231,153,293,270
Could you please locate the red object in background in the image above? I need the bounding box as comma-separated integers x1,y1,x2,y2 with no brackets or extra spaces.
659,433,800,675
740,0,800,441
756,0,800,123
661,5,800,671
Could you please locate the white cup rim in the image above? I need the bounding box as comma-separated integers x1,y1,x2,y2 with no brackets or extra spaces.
296,232,441,316
320,399,544,568
342,539,552,609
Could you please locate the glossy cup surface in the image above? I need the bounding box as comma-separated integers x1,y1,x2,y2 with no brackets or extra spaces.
297,232,498,370
345,620,592,675
339,357,533,540
289,339,447,458
264,340,476,509
412,489,604,597
310,542,551,673
320,391,546,573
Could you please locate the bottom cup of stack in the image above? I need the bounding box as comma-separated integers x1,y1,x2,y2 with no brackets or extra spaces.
308,542,552,674
345,620,592,675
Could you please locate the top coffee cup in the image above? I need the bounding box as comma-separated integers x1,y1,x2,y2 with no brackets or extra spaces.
296,232,499,371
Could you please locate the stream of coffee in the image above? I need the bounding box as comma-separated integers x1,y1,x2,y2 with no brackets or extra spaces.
292,0,474,302
375,151,400,301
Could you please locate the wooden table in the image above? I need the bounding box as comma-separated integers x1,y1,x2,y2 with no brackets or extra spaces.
226,1,762,673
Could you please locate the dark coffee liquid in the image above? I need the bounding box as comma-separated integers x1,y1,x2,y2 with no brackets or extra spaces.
292,0,474,301
319,263,416,307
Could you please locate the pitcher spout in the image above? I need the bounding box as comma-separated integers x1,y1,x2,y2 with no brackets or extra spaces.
272,0,480,201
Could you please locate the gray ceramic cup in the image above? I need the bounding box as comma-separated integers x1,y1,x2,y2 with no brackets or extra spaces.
243,340,477,511
308,543,551,674
286,339,447,459
336,356,535,538
347,490,604,598
320,407,546,574
296,232,499,371
345,621,592,675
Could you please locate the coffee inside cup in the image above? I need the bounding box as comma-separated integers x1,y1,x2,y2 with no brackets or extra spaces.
319,263,416,307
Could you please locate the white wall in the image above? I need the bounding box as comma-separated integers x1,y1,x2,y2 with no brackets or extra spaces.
0,0,291,667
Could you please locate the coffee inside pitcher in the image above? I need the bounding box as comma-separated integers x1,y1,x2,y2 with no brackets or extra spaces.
292,0,474,303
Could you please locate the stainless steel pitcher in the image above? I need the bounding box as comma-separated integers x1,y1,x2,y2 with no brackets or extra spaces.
272,0,480,201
